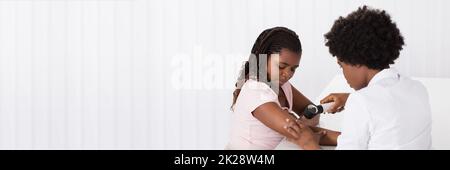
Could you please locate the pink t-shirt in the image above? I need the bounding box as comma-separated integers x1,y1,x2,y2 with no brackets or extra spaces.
226,79,293,150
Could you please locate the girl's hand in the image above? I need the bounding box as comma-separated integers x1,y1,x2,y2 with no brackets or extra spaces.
284,119,324,150
320,93,350,113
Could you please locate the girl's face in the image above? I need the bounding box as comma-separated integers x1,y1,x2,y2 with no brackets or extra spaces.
337,60,369,90
268,48,301,85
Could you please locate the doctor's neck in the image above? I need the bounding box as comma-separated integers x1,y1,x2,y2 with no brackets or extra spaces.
363,68,384,87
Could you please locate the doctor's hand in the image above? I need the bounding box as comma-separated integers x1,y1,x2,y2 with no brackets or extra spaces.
320,93,350,113
284,119,325,150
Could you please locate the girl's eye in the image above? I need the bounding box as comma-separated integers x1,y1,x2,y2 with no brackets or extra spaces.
291,67,297,72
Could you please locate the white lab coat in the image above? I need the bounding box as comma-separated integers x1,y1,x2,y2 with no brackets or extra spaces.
336,68,432,150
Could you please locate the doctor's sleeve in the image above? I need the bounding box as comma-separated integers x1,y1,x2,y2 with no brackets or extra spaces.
335,93,371,150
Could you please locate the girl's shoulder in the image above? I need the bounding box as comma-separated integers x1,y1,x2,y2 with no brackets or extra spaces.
234,80,278,114
237,80,277,102
242,79,268,88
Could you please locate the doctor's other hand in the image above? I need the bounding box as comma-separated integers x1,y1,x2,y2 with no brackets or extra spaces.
284,119,324,150
320,93,350,113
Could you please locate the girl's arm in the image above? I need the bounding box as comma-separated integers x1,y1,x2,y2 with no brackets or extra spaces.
252,102,300,139
291,86,320,126
284,120,339,149
310,126,340,146
252,102,339,147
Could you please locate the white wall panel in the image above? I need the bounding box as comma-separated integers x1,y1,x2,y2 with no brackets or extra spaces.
0,0,448,149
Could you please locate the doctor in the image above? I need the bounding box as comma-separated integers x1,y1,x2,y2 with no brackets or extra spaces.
284,6,432,150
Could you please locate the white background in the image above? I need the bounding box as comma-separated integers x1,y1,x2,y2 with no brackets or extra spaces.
0,0,449,149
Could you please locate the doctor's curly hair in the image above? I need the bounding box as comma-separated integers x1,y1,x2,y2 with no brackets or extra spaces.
324,5,404,70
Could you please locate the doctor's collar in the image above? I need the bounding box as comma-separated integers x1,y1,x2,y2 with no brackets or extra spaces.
367,68,400,87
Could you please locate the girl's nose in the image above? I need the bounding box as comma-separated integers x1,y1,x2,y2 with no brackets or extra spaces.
281,69,292,78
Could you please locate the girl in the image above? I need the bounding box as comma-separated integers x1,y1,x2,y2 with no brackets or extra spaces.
226,27,323,150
